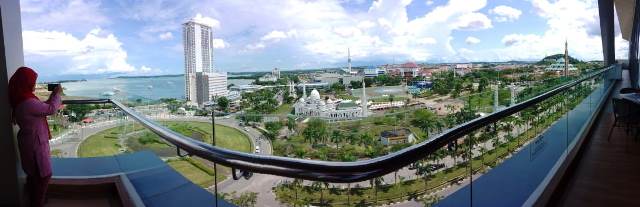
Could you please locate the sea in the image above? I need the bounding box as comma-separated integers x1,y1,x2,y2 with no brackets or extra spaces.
62,75,253,101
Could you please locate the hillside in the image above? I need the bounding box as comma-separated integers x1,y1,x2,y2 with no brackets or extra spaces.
536,54,583,65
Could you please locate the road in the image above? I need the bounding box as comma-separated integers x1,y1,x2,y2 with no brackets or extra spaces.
49,105,542,207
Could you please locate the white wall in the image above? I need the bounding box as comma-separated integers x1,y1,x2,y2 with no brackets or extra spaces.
2,0,24,77
0,0,25,205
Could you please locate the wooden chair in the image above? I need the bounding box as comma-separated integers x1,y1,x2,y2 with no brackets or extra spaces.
619,87,640,94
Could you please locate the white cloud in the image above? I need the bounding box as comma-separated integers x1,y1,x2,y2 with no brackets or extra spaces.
245,43,266,50
416,37,437,45
501,34,541,46
490,0,604,61
465,36,481,45
191,13,221,29
426,0,435,6
261,30,289,42
357,20,376,29
22,29,143,74
491,5,522,22
20,0,110,33
158,32,173,40
454,12,493,30
101,0,497,67
212,38,229,49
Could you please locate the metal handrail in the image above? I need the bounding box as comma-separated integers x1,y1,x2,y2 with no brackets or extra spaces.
61,65,616,183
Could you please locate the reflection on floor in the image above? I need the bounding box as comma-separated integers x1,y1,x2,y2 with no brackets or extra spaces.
551,70,640,206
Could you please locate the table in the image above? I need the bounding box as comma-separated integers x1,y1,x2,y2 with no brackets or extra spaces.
620,93,640,105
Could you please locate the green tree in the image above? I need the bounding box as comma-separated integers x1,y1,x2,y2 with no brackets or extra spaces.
330,130,343,149
223,191,258,207
329,82,345,93
369,177,384,206
265,121,283,139
416,160,433,193
311,181,324,205
217,96,230,112
63,104,94,122
412,109,437,137
287,117,296,134
302,119,328,144
478,77,489,92
388,94,395,103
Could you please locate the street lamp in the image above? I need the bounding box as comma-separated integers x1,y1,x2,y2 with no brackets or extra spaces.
210,108,218,207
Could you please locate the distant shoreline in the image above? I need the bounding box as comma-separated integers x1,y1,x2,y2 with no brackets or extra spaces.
113,74,184,79
41,79,87,84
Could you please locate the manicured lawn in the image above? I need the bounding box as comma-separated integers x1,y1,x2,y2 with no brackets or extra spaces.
166,157,227,188
77,126,125,157
78,121,252,158
162,121,252,153
78,121,251,188
273,104,293,115
460,88,511,113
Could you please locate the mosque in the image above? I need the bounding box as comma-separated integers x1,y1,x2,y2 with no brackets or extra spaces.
545,40,578,74
294,80,368,121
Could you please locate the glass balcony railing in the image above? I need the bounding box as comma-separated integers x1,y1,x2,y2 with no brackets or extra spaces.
52,64,620,206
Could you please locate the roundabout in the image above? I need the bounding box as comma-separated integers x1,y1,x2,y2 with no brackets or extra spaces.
76,120,253,188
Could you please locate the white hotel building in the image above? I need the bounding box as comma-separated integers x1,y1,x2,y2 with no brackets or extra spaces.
183,19,227,106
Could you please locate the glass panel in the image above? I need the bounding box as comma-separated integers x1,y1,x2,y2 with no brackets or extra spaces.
50,66,615,206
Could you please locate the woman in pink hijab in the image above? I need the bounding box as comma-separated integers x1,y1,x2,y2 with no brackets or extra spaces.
9,67,62,207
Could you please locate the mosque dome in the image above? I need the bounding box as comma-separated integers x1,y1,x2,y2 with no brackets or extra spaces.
298,97,305,103
310,89,321,101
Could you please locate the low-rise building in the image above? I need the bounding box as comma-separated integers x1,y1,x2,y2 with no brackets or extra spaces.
545,58,578,72
380,128,416,145
364,66,384,77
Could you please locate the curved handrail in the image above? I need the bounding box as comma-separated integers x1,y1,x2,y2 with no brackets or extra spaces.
62,66,616,183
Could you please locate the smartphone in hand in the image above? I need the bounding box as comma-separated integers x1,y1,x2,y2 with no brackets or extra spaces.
47,83,60,91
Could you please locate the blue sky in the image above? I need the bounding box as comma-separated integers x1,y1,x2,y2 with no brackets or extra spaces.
19,0,628,81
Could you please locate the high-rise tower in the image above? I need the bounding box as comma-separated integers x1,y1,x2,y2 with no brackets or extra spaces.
183,18,227,106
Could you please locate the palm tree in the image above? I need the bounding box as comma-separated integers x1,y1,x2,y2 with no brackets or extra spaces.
322,182,329,206
416,159,432,194
293,178,303,205
412,109,437,138
330,130,343,149
347,183,351,206
311,181,323,205
369,177,384,206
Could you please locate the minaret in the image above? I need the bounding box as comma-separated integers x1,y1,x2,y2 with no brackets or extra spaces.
361,77,367,117
348,48,352,74
289,81,296,98
564,40,569,77
493,86,499,112
302,82,307,98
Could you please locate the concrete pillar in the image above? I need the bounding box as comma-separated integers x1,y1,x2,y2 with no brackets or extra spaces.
598,0,616,66
628,0,640,88
0,0,26,205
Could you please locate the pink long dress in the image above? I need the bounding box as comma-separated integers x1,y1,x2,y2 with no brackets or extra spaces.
13,91,61,206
